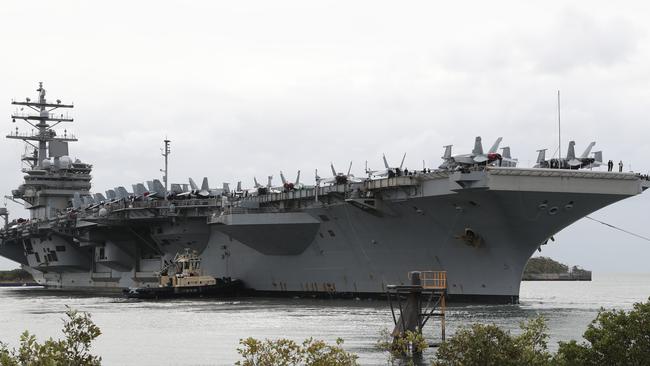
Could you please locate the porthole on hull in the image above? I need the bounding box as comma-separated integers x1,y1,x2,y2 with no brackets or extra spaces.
548,207,559,215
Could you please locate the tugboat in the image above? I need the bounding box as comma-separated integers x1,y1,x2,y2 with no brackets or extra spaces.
123,249,243,299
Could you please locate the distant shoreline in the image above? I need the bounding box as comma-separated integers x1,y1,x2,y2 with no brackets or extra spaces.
0,269,37,286
524,257,592,281
0,282,40,287
521,272,591,281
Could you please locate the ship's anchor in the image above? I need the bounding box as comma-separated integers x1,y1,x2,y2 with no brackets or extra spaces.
455,227,483,247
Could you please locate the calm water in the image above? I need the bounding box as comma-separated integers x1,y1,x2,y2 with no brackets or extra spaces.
0,273,649,365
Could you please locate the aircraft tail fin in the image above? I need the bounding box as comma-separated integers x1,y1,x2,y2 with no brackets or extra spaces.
280,171,287,185
442,145,452,159
170,183,183,193
153,179,165,194
267,176,273,188
382,154,390,169
189,178,198,191
566,141,576,160
399,153,406,169
488,137,503,154
146,181,154,192
106,189,116,200
222,182,230,194
472,136,483,156
236,181,242,192
200,177,209,192
135,183,147,195
593,151,603,164
501,147,511,159
94,193,106,202
254,177,261,188
116,186,130,199
580,142,596,158
295,170,300,186
536,149,547,164
330,163,337,176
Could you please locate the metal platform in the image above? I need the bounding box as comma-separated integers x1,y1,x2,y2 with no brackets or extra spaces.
387,271,447,349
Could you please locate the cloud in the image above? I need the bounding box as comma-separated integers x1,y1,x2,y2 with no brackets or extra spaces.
524,9,642,74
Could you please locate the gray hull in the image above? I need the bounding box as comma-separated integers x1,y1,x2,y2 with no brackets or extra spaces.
1,168,647,303
201,185,638,302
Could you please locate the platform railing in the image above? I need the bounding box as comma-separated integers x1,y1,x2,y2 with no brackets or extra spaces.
420,271,447,290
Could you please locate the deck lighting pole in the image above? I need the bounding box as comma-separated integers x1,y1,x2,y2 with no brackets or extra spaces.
557,90,561,162
161,138,171,194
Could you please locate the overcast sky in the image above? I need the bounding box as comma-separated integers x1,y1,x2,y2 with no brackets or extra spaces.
1,1,649,272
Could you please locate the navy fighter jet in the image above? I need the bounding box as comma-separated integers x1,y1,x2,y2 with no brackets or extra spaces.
439,136,504,170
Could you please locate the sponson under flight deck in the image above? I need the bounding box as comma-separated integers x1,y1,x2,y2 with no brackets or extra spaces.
0,83,647,303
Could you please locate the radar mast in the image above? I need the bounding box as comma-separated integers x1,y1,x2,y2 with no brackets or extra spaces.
6,83,91,220
8,82,76,169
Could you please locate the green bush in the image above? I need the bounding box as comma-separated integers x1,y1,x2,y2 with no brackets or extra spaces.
376,329,428,365
0,307,101,366
554,298,650,366
235,337,358,366
432,316,552,366
431,298,650,366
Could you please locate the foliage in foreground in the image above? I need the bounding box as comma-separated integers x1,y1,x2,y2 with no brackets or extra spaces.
553,298,650,366
0,307,101,366
431,297,650,366
235,337,358,366
432,316,552,366
376,329,428,364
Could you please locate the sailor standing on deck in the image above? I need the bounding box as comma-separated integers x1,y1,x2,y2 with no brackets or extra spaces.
607,160,613,172
619,160,624,172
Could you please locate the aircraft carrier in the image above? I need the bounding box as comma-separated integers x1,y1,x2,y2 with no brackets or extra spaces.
1,83,648,303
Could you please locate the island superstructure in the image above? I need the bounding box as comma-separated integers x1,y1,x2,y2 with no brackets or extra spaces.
0,83,647,303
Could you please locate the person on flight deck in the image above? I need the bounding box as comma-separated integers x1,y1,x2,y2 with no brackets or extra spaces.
619,160,624,172
607,160,613,172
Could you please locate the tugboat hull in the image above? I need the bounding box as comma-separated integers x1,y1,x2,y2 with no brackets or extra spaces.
123,278,244,299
